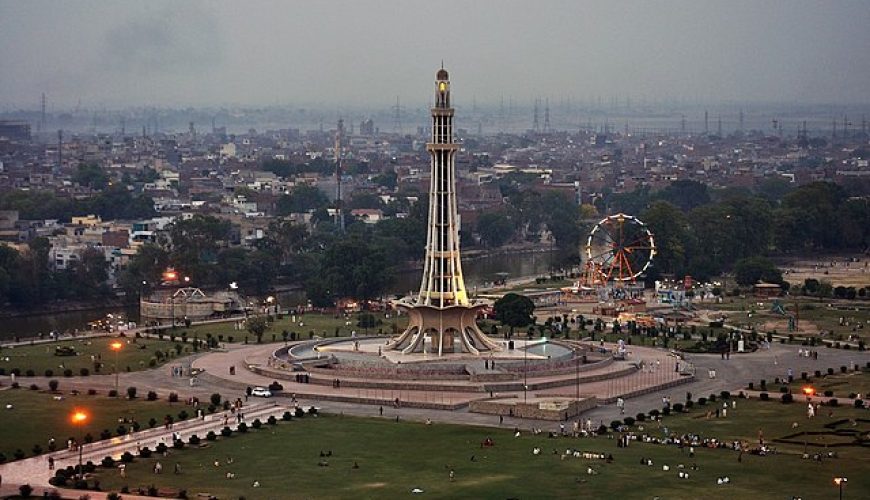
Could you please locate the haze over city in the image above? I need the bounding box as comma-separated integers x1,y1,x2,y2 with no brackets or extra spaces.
2,0,869,109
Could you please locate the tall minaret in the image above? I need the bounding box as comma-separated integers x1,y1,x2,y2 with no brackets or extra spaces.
418,68,466,307
389,67,501,355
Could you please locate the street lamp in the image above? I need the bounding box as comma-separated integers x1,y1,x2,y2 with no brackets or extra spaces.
110,341,123,394
834,477,847,500
70,409,88,481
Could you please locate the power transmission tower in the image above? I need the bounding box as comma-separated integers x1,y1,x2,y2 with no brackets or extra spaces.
544,98,551,133
533,99,540,133
393,96,402,134
335,118,345,232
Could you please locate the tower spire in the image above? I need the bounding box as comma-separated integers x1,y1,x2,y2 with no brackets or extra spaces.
388,67,501,356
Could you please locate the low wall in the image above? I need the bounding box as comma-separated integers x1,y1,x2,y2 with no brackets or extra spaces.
470,397,599,420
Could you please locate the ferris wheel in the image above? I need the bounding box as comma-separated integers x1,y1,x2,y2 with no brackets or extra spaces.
585,213,656,283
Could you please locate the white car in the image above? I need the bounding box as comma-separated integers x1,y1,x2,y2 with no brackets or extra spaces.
251,387,272,398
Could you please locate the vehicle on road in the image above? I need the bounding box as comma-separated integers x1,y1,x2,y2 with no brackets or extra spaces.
251,387,272,398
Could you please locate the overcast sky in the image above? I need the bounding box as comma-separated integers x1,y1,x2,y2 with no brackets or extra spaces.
1,0,868,109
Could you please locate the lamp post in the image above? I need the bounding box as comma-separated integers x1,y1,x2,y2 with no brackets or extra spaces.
523,336,528,403
110,341,123,394
834,477,847,500
71,409,88,481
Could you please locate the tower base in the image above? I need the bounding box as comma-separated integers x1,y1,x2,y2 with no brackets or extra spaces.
388,299,502,356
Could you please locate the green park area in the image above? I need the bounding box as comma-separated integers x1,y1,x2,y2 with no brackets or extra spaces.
87,380,869,499
0,389,188,462
0,336,200,377
177,311,409,344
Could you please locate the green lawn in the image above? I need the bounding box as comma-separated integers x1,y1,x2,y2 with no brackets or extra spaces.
0,337,199,377
179,312,409,343
91,405,870,499
0,389,190,461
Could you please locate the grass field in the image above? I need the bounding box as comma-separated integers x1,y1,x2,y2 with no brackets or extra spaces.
90,397,870,499
0,337,198,377
0,389,188,461
178,311,409,344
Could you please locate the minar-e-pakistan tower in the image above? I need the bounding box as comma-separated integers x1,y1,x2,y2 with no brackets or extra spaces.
389,68,502,355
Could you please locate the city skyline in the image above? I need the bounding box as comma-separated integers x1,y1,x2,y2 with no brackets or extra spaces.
1,0,870,109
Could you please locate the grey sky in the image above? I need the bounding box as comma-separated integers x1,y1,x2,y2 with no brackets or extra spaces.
1,0,868,108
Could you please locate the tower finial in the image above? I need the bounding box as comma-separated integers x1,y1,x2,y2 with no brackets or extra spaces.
441,59,444,69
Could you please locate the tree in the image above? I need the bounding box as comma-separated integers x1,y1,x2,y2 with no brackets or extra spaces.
642,201,692,276
656,180,710,211
733,257,783,286
72,164,109,190
275,185,329,215
476,212,514,248
246,316,269,343
493,293,535,328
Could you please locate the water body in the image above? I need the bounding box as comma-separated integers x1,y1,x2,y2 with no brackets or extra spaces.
0,250,554,340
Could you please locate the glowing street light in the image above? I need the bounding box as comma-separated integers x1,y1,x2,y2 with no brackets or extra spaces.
70,409,89,480
802,386,815,398
110,341,123,394
834,477,847,500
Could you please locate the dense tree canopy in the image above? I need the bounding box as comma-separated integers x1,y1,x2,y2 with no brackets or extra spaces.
493,293,536,328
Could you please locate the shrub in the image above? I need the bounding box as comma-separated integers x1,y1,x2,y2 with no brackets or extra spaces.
610,420,622,430
155,443,168,454
685,400,694,409
814,370,822,378
206,431,217,441
116,425,128,436
107,493,121,500
207,404,216,414
672,403,684,413
178,410,189,421
282,411,293,421
828,398,839,407
827,368,834,375
19,484,33,498
147,391,158,401
29,384,39,391
295,408,305,418
781,393,794,404
188,435,201,445
720,391,731,399
801,372,808,380
662,407,671,416
63,369,73,377
252,418,263,429
267,415,277,425
148,417,157,428
108,389,118,398
649,409,660,418
45,369,54,377
14,449,25,460
840,366,848,373
173,439,185,449
747,382,754,390
268,381,284,392
210,393,222,406
635,413,646,422
138,447,152,458
855,400,865,409
824,390,834,397
25,369,35,377
168,392,179,403
697,397,707,406
84,433,93,444
623,417,635,426
120,451,134,463
47,379,59,391
760,392,769,401
32,444,43,456
596,424,608,435
79,368,89,376
220,426,233,437
100,429,112,440
87,389,97,395
126,386,137,399
101,456,115,468
237,422,248,433
779,386,789,393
